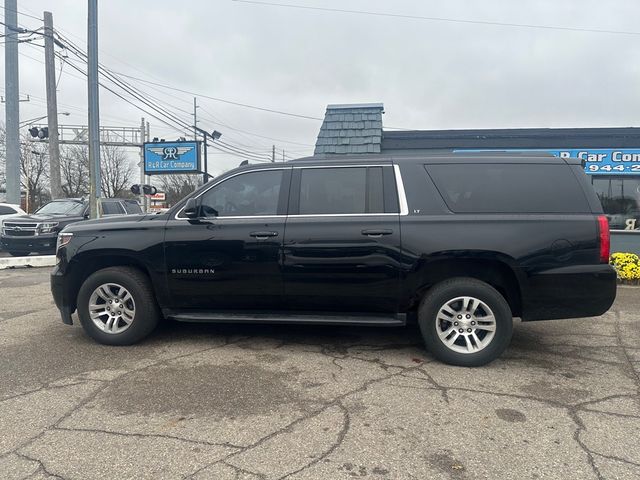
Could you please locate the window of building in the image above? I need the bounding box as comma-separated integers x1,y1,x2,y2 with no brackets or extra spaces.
199,170,283,217
591,176,640,230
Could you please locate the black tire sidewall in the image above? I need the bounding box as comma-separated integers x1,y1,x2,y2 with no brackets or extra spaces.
77,267,158,345
419,279,513,367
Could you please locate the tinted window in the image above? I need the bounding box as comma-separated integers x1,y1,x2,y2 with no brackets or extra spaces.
123,201,143,214
101,201,125,215
299,167,385,215
426,163,590,214
0,206,17,215
200,170,282,217
591,176,640,230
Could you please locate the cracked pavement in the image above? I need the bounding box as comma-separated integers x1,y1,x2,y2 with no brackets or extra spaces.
1,268,639,479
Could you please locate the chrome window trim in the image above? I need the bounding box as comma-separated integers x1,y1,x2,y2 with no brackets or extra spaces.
174,164,409,220
394,164,409,216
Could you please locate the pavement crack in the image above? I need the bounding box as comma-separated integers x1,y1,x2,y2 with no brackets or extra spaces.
15,451,66,480
53,426,243,450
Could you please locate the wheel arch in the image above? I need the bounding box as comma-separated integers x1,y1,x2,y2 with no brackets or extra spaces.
67,251,156,313
407,255,523,317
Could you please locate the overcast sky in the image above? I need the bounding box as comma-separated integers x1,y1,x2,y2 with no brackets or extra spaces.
2,0,640,175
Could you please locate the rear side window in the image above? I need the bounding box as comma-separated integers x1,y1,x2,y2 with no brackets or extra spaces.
101,201,126,215
123,201,143,214
298,167,387,215
0,206,17,215
426,163,591,213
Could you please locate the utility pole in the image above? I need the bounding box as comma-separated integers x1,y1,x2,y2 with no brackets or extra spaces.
87,0,101,218
4,0,20,205
138,117,146,211
44,11,63,199
272,145,275,163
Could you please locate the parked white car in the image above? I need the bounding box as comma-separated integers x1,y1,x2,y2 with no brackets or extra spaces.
0,203,26,225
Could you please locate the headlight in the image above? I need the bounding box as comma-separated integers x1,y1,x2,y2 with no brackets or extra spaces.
56,232,73,252
39,222,59,234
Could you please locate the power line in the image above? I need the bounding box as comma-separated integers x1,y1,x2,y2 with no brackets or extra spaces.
232,0,640,37
110,71,323,121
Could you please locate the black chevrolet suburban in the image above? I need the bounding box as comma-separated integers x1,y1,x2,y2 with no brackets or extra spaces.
2,197,142,256
50,154,616,366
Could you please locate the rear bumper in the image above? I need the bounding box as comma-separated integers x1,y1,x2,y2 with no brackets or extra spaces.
51,265,74,325
522,264,617,321
1,234,56,253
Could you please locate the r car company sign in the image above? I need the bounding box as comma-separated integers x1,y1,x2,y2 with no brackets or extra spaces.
144,141,201,175
456,148,640,175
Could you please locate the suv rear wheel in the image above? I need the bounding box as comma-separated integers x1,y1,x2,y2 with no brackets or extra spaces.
77,266,159,345
418,278,513,367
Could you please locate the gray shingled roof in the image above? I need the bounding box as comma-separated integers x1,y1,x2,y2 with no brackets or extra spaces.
314,103,384,155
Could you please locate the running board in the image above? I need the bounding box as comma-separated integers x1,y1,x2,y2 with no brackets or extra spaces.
166,311,406,327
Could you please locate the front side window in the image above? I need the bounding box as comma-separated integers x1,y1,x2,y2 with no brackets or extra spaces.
298,167,385,215
199,170,283,217
592,176,640,230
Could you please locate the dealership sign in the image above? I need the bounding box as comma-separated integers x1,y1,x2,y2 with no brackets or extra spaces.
144,141,201,175
456,148,640,175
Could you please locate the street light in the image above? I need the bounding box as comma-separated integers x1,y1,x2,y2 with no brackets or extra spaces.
19,111,70,128
193,126,222,184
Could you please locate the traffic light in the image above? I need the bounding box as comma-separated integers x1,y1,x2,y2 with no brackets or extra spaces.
142,185,157,195
28,127,49,139
131,184,157,196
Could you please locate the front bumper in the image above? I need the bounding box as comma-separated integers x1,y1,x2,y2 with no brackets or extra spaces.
51,265,73,325
1,234,57,254
522,264,617,321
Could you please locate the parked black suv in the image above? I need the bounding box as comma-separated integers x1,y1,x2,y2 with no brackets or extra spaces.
2,197,142,256
50,154,616,366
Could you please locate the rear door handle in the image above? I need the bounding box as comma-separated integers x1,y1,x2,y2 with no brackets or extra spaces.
250,231,279,239
361,229,393,238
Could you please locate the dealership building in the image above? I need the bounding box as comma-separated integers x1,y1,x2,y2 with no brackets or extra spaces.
313,103,640,254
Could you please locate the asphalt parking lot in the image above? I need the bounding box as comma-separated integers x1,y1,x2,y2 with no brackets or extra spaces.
1,267,639,480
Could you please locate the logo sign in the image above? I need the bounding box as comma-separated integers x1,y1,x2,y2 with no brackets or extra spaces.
144,141,201,175
454,148,640,175
150,192,166,201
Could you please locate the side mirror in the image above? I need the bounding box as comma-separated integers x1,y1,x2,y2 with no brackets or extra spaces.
183,198,199,219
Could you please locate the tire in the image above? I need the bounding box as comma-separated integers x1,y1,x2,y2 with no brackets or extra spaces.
418,277,513,367
77,266,159,345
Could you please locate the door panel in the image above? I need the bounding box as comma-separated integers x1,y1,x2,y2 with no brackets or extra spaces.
164,217,285,310
163,167,290,311
282,165,402,313
282,215,402,312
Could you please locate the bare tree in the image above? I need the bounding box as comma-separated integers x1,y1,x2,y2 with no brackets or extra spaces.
155,174,199,206
60,144,135,198
60,145,90,198
20,137,50,212
100,144,135,198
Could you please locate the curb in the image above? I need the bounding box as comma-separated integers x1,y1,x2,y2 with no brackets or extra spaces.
0,255,56,270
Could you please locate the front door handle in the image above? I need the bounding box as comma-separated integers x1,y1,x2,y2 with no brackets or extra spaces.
361,229,393,238
250,231,279,239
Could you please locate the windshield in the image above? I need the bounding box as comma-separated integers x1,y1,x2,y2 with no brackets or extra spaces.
35,200,85,216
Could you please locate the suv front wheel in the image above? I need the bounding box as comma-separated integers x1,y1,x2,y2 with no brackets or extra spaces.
418,278,513,367
77,266,159,345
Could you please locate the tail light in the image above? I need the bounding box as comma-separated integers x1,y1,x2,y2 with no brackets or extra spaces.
597,215,610,263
